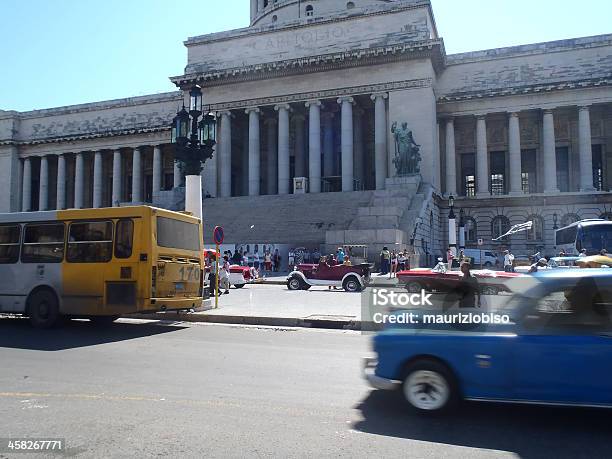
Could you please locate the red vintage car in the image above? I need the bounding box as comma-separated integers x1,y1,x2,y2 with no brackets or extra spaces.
287,260,371,292
396,264,522,295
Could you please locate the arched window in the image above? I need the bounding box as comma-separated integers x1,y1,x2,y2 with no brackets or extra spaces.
305,4,314,16
491,216,511,241
561,213,581,227
347,1,355,8
527,215,544,241
272,14,278,22
600,212,612,221
464,217,477,243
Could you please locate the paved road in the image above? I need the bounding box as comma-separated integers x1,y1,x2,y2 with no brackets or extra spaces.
1,318,611,458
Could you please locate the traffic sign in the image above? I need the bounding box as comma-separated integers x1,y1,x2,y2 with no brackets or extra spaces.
477,238,484,246
213,226,224,245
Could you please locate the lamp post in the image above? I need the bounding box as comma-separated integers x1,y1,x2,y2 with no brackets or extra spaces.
170,85,217,221
458,207,466,253
552,213,559,230
448,194,457,268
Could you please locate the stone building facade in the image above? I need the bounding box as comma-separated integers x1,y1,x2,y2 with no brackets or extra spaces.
1,0,611,262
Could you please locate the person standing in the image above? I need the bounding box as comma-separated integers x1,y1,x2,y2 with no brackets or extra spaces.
253,250,260,271
264,251,272,273
219,255,231,294
336,247,345,264
380,246,390,275
390,250,398,279
446,247,455,271
503,250,515,272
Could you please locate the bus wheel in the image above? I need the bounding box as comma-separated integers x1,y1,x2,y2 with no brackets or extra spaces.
90,316,120,327
27,289,61,329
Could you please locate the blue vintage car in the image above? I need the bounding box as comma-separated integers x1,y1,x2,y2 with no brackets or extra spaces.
364,269,612,413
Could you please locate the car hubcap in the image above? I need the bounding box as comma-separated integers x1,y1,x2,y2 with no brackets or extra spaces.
404,370,449,411
348,281,357,291
289,279,300,290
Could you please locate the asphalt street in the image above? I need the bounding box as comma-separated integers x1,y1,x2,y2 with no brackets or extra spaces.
1,318,611,458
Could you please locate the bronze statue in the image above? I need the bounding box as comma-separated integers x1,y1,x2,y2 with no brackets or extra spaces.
391,121,421,176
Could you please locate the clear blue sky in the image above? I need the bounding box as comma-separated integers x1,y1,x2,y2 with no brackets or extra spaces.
1,0,610,112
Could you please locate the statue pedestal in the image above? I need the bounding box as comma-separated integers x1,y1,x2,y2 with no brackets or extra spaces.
385,174,421,193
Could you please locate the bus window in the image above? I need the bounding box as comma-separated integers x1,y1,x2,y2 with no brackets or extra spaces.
115,219,134,259
157,217,200,251
21,223,65,263
0,225,20,264
67,221,113,263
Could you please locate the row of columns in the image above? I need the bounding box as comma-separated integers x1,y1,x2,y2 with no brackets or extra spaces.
21,145,180,212
443,105,596,197
216,93,389,197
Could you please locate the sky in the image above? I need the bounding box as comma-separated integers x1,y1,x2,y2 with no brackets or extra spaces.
1,0,610,112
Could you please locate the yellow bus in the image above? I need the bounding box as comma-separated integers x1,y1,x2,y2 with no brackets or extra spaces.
0,206,204,328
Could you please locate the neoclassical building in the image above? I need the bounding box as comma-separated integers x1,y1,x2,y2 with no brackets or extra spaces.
1,0,611,261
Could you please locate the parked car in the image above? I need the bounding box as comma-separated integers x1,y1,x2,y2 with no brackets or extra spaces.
287,259,371,292
364,269,612,414
575,255,612,268
396,264,521,295
462,249,498,268
203,249,254,288
547,256,581,269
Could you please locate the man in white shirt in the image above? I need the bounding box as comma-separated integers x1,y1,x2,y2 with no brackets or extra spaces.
503,250,515,272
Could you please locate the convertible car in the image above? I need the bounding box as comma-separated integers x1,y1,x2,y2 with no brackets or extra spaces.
364,269,612,413
287,260,371,292
575,254,612,268
397,265,522,295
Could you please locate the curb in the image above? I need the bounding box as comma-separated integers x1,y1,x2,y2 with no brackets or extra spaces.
128,311,363,331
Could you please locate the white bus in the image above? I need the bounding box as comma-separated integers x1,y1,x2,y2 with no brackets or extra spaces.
555,219,612,256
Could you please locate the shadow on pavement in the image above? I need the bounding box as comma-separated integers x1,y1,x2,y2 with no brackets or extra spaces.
354,390,612,459
0,317,186,351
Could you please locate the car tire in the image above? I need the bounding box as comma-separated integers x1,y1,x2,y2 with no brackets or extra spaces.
343,276,362,292
405,281,422,293
234,284,246,289
27,289,61,329
484,262,493,268
481,286,499,296
287,277,303,291
401,359,458,414
301,284,311,290
90,315,120,327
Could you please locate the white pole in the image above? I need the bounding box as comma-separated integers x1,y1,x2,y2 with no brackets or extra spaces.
448,217,457,262
185,174,203,221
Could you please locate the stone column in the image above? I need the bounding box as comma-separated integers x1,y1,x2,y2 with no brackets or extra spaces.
74,152,84,209
241,131,249,195
542,109,559,193
445,118,457,197
578,105,595,192
276,104,291,194
265,117,278,195
152,145,162,199
112,149,122,206
39,155,49,211
371,93,388,190
306,100,321,193
294,113,306,178
219,111,233,197
245,107,261,196
338,96,354,192
257,0,264,12
475,115,489,197
22,158,32,212
353,106,364,189
93,151,103,208
508,112,522,195
173,160,182,189
250,0,258,20
132,147,142,203
56,154,66,210
322,111,335,178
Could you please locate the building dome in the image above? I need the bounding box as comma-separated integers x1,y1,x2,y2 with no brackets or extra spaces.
250,0,410,27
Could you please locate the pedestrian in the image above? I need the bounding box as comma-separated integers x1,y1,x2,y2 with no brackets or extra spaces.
579,248,587,257
457,261,480,308
390,250,398,278
559,249,567,257
273,248,281,272
503,250,515,272
397,251,406,272
264,250,272,273
253,250,260,271
446,247,455,271
380,246,390,275
219,255,231,294
600,249,609,256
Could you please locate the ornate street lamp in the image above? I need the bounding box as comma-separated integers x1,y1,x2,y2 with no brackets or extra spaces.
458,207,466,253
170,85,217,220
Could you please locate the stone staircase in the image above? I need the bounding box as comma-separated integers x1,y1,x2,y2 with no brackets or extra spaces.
325,175,428,260
199,191,373,246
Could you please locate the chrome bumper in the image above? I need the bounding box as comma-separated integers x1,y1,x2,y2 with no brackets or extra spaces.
363,355,401,390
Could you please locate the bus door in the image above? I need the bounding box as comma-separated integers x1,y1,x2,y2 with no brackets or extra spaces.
62,219,116,315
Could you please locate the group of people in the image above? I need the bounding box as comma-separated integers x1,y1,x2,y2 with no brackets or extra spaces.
223,248,283,274
379,247,410,278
